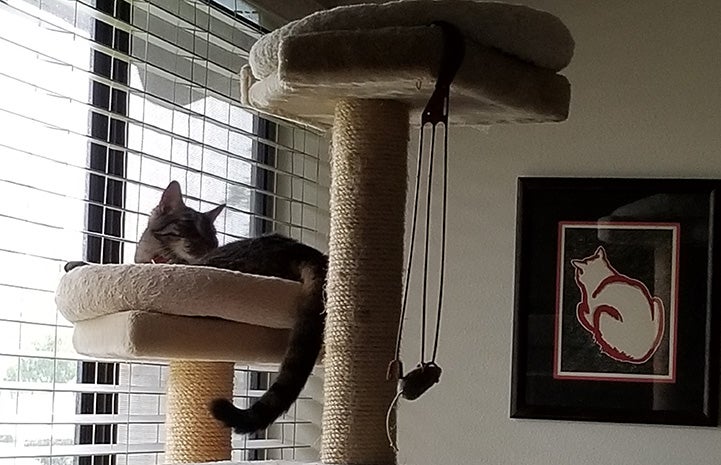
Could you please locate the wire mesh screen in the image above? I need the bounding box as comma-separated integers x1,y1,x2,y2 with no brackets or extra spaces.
0,0,330,463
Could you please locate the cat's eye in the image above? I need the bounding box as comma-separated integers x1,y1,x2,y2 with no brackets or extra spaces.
153,231,181,239
152,222,181,238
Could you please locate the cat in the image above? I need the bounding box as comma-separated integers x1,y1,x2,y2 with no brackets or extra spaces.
67,181,327,434
571,245,664,364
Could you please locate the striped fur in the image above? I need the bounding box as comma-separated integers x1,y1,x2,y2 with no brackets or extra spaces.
135,181,327,434
209,262,325,433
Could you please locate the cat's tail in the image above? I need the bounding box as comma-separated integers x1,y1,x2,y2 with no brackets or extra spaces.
210,261,326,434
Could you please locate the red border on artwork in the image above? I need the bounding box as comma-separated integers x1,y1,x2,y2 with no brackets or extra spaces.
552,221,681,383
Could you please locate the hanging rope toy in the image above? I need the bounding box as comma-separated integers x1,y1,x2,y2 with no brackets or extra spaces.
386,20,465,450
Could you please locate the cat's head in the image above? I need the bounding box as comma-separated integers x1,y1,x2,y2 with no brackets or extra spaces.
134,181,225,264
571,246,612,286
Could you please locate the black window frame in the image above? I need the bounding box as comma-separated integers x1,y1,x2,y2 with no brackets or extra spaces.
77,2,131,464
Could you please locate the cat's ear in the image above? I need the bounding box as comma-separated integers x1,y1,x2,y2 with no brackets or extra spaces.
595,246,607,259
158,181,184,213
570,259,582,269
204,204,225,223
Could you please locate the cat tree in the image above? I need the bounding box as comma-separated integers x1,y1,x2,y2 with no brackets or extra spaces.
55,1,573,464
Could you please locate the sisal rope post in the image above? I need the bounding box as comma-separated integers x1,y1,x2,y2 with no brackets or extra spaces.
165,360,234,463
322,99,410,465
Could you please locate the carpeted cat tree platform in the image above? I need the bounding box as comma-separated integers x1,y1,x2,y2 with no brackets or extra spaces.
55,1,573,464
56,264,303,462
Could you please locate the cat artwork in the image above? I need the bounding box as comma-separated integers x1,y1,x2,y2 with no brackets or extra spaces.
571,245,664,364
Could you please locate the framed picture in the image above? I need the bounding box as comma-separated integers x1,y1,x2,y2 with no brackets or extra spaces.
511,177,721,426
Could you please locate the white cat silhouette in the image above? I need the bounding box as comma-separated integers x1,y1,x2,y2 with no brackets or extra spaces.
571,246,664,364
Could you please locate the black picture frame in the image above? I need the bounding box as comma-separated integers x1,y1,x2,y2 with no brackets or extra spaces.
511,177,721,426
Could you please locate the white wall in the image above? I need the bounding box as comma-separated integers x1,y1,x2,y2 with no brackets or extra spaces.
397,1,721,464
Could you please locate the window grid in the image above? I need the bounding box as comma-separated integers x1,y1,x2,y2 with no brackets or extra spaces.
0,0,323,214
0,0,329,464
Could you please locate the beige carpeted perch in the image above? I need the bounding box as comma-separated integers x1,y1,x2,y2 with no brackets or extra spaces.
242,0,573,132
56,263,301,362
56,263,303,463
55,1,573,464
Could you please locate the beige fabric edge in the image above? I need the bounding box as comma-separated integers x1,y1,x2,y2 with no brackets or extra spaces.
72,311,291,363
56,263,302,329
242,26,570,131
251,0,574,78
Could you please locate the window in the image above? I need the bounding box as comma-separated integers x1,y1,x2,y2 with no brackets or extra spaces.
0,0,329,464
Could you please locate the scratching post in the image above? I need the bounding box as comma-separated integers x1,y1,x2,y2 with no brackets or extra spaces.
165,361,234,463
322,99,409,464
241,0,574,458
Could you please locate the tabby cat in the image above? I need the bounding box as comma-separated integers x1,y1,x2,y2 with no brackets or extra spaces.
72,181,327,434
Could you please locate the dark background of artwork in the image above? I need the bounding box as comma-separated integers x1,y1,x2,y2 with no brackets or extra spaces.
511,177,721,426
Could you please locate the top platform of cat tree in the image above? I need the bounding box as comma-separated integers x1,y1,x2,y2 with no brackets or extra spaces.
240,0,574,132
